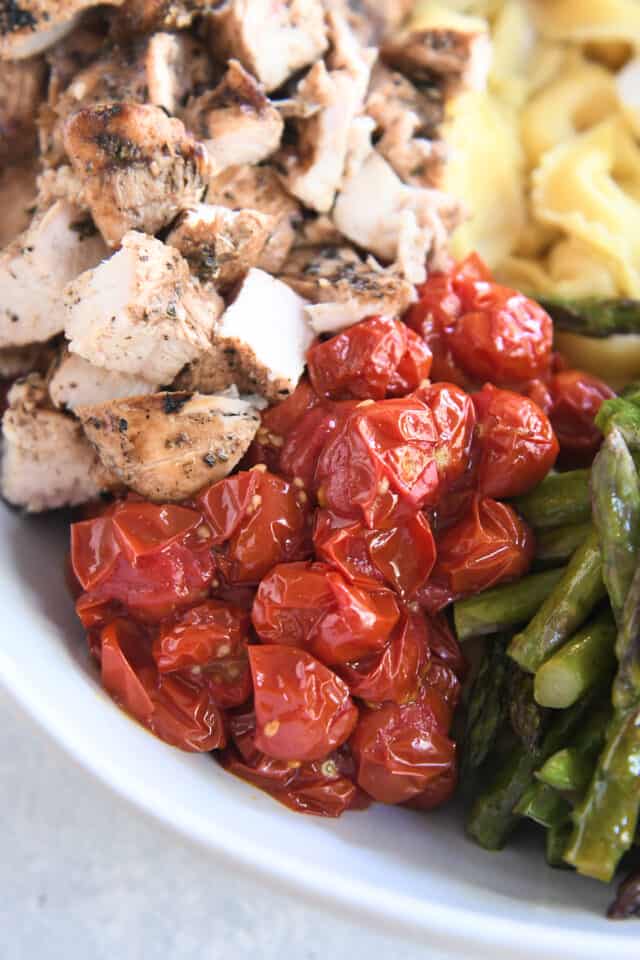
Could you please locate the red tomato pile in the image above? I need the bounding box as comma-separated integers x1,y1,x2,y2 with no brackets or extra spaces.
69,255,615,819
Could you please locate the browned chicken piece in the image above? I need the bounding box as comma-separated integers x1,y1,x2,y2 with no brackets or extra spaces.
63,102,210,247
35,164,84,208
173,350,253,396
64,231,222,385
183,60,283,173
0,161,38,248
49,350,157,411
0,1,123,60
208,164,301,274
0,342,56,379
77,391,261,501
166,204,273,292
366,64,448,189
333,0,414,44
333,146,461,283
280,245,415,334
278,12,375,213
1,375,117,512
0,201,108,348
44,23,104,103
209,0,328,93
42,33,213,167
111,0,213,37
0,56,46,161
382,23,491,95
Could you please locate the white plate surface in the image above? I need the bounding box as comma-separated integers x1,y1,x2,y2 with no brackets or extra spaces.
1,507,637,959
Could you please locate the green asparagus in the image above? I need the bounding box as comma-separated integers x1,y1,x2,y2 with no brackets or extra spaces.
533,610,616,709
508,668,548,751
546,821,573,868
534,523,592,569
540,297,640,339
508,529,606,673
613,559,640,710
564,706,640,882
512,471,592,529
460,637,509,789
596,397,640,449
514,781,571,828
454,569,564,641
591,427,640,624
536,702,611,793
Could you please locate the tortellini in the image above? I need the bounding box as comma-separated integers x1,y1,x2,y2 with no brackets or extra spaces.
528,0,640,43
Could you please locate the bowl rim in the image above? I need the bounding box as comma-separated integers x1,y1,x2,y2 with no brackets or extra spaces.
2,645,638,960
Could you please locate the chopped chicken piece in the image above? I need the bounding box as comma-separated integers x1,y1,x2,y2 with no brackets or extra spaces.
210,268,312,400
333,148,460,283
0,56,46,161
173,350,251,396
209,164,301,274
64,232,222,385
78,391,261,501
0,1,123,60
2,375,116,512
63,102,210,247
112,0,213,37
209,0,328,93
366,64,447,188
280,245,415,334
167,204,273,292
382,23,491,96
44,24,104,103
0,162,38,248
183,60,283,172
0,342,55,379
35,164,84,208
278,13,375,213
49,350,157,411
0,201,108,348
333,0,414,44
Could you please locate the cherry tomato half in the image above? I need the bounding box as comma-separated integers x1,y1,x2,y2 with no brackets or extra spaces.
473,384,558,499
387,328,433,397
249,645,358,761
416,382,476,492
434,495,534,596
279,399,356,491
549,370,615,466
307,316,407,400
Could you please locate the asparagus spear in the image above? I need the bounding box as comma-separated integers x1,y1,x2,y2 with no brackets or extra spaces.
467,695,592,850
591,427,640,624
536,702,611,793
508,668,549,751
454,569,565,641
533,610,616,709
613,559,640,711
540,297,640,339
514,781,571,828
546,821,573,868
596,398,640,449
564,705,640,882
512,471,592,529
460,637,509,790
508,529,606,673
534,522,592,569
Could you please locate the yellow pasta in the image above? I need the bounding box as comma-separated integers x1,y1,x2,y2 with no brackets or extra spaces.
528,0,640,42
499,239,620,298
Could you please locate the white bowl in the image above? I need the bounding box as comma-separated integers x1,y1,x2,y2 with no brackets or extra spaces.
1,507,637,958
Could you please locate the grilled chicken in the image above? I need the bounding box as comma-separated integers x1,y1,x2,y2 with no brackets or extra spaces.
49,350,157,411
278,13,375,214
111,0,213,37
0,1,122,60
210,267,312,400
0,201,108,348
0,55,46,162
366,64,448,189
1,375,116,511
333,147,460,283
280,245,415,334
0,161,39,248
208,164,301,274
34,164,84,208
183,60,283,172
382,22,491,96
63,102,210,247
209,0,328,93
167,203,273,292
77,390,261,500
64,231,222,384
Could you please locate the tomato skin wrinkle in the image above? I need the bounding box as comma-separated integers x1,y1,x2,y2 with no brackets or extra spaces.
549,369,615,466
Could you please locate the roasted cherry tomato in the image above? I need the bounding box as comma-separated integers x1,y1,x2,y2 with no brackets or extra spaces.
154,600,251,709
434,495,534,595
101,619,226,752
110,501,202,561
71,515,120,591
252,561,400,665
316,398,439,524
201,470,311,584
549,370,615,466
473,384,559,499
387,328,432,397
249,645,358,761
279,399,356,491
523,378,553,415
416,382,476,492
314,506,436,600
249,379,320,470
338,611,429,705
405,762,457,810
307,316,407,400
350,686,456,805
427,615,468,681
